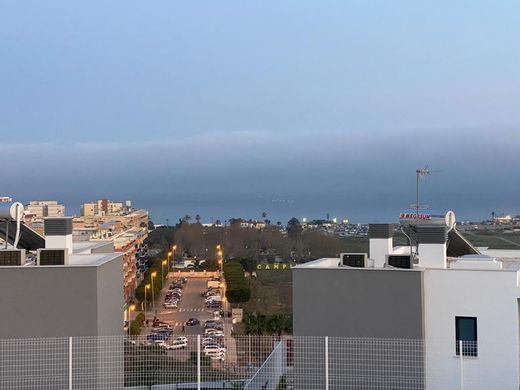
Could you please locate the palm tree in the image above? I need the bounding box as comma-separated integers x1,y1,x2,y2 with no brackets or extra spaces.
195,214,201,224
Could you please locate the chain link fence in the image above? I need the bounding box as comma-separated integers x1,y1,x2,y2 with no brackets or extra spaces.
0,336,515,389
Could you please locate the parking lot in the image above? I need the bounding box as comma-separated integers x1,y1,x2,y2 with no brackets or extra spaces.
154,277,214,333
142,275,237,362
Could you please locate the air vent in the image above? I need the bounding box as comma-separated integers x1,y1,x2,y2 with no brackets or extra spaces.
38,248,68,266
340,253,367,268
0,250,25,266
386,255,412,269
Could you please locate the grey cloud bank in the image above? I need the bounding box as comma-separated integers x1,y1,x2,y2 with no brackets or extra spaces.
1,127,519,223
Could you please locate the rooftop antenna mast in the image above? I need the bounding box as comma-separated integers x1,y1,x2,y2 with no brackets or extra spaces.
415,165,431,256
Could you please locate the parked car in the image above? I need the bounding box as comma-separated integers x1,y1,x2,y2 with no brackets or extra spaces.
205,349,225,361
163,301,178,309
162,339,188,350
203,345,226,354
186,318,200,326
147,333,169,342
175,336,188,343
204,329,224,337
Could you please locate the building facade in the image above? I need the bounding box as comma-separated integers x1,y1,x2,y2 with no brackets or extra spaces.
293,220,520,389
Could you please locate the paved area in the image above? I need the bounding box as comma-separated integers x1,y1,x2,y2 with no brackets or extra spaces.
145,276,213,334
140,274,238,363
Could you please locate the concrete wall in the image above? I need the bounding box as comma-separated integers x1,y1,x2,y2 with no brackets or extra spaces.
423,269,520,390
97,255,124,336
0,266,98,338
0,257,123,338
293,267,425,389
293,268,424,338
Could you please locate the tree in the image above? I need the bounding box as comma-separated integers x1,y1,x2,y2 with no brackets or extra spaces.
195,214,201,224
262,211,267,219
287,218,302,241
183,215,192,223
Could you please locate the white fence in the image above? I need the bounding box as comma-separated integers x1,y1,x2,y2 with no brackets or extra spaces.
0,336,516,389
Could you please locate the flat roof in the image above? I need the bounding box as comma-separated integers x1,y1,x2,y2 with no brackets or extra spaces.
72,241,113,254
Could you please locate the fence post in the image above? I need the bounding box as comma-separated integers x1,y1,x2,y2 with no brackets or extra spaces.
197,334,201,390
459,340,464,390
68,337,73,390
325,336,329,390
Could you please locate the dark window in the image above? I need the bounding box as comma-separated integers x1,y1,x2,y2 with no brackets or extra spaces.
455,317,477,356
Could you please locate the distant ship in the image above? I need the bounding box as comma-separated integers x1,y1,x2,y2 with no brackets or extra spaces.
271,198,295,204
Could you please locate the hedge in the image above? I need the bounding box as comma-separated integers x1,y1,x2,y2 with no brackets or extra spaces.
223,261,251,304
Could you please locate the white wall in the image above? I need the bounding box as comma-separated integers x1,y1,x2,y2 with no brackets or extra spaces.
45,234,73,254
418,243,446,268
423,269,520,389
369,238,392,267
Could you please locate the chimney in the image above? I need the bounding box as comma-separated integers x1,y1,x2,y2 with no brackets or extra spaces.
369,224,394,267
417,226,447,268
44,217,73,254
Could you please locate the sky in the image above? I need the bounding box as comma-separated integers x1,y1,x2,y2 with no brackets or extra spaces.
1,1,519,223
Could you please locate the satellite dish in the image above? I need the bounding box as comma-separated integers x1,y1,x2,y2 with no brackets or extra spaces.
445,210,456,231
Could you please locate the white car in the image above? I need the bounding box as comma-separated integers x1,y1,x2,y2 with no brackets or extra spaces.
205,295,221,303
162,339,188,350
163,302,178,309
203,344,226,354
175,336,188,343
205,349,226,361
205,329,224,337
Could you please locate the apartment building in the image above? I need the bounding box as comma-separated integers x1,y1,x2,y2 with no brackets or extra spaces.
81,199,124,217
293,212,520,389
25,200,65,218
74,206,148,301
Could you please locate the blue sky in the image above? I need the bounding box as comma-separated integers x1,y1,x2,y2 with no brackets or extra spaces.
1,1,519,222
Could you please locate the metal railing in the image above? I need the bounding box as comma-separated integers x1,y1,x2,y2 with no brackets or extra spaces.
0,335,516,389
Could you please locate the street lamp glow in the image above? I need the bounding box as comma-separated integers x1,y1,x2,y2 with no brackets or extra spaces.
128,304,136,337
161,259,167,280
144,283,150,323
151,272,157,316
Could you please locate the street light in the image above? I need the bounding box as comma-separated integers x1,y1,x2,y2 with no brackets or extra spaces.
171,245,177,272
151,271,157,316
161,259,167,281
128,304,135,337
144,284,150,324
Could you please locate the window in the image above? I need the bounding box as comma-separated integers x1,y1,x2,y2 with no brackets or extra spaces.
455,316,477,356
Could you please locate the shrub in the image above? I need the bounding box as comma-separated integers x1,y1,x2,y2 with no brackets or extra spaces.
223,260,251,304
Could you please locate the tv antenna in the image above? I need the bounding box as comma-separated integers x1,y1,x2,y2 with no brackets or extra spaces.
415,165,431,223
412,165,432,257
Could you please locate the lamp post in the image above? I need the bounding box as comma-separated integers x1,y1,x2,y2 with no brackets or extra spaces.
161,259,167,281
171,245,177,272
127,304,135,337
151,271,157,316
217,245,224,273
144,284,150,324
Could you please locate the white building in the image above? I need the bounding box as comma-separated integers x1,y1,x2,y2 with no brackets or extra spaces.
293,211,520,389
